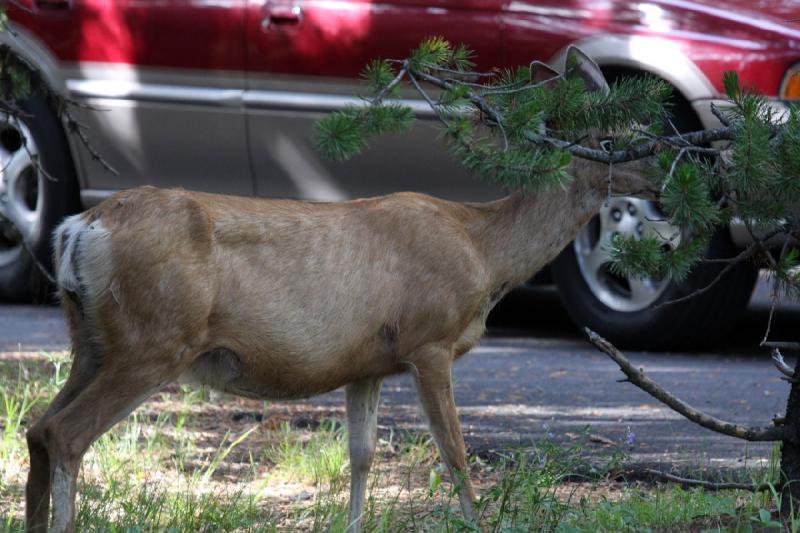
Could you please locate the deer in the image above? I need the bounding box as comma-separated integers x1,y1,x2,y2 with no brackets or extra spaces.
25,47,657,533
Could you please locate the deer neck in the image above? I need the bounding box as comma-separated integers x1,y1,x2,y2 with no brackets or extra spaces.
469,168,606,291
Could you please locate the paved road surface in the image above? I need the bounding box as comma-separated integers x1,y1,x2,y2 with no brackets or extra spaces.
1,278,798,471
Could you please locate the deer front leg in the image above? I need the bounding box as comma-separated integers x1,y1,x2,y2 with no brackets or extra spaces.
410,348,477,523
345,376,383,532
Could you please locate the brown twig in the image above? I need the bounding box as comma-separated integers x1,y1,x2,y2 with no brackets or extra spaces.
411,69,506,129
763,342,800,352
585,327,795,442
60,103,119,175
770,348,797,382
370,61,409,105
652,239,761,309
711,102,731,127
0,211,56,285
643,468,774,492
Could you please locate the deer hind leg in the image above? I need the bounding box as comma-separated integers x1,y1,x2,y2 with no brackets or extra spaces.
345,376,383,532
27,348,179,533
25,348,99,533
409,346,477,523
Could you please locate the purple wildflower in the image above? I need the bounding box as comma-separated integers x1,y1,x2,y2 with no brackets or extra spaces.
625,427,636,448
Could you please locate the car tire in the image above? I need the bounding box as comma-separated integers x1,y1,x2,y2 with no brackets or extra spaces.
0,92,81,303
551,227,757,350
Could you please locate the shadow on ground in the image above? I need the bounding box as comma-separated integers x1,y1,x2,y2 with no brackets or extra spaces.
488,283,800,357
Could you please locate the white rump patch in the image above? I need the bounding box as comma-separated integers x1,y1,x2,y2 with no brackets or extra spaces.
53,215,111,298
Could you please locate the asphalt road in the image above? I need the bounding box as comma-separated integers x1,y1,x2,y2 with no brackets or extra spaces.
1,278,798,471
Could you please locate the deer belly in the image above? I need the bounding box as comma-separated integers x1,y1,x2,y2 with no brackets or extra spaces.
179,346,393,400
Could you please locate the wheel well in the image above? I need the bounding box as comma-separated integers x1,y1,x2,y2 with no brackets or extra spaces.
600,65,704,132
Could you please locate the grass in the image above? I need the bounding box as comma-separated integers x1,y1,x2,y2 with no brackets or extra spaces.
0,350,795,532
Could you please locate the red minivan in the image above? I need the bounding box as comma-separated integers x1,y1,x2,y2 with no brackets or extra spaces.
2,0,799,347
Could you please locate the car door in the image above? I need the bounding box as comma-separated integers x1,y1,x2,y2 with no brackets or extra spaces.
51,0,253,202
501,0,610,69
244,0,504,201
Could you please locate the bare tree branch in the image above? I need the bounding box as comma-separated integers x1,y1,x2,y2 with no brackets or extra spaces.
0,211,56,284
643,468,774,492
411,68,506,129
653,239,761,309
763,341,800,352
711,102,731,127
771,348,797,382
540,127,735,164
585,327,796,442
370,61,408,105
61,105,119,175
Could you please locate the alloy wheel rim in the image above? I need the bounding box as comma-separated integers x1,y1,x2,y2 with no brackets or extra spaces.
0,116,41,268
573,198,680,312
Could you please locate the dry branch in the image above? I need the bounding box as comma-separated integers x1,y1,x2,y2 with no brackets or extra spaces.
771,348,797,381
764,341,800,352
643,468,773,492
653,239,762,309
584,328,796,442
0,212,56,284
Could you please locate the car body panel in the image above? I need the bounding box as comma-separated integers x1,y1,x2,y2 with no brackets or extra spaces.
8,0,248,70
502,0,800,97
5,0,800,209
245,0,504,200
8,1,254,195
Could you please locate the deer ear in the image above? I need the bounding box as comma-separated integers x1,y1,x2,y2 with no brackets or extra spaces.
565,46,609,93
529,60,560,89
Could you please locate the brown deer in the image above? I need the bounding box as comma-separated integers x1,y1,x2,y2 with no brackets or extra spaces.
25,48,655,532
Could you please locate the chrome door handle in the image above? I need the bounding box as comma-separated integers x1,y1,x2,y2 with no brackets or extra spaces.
35,0,73,10
262,4,303,30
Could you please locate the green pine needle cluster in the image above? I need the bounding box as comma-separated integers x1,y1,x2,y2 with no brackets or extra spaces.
314,104,414,162
609,235,706,283
448,127,573,191
409,36,475,73
361,60,399,98
657,154,720,233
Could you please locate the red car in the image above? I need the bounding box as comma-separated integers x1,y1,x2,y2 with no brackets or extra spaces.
2,0,798,347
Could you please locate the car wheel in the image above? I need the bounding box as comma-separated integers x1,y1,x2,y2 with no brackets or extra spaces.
551,201,758,350
0,93,80,303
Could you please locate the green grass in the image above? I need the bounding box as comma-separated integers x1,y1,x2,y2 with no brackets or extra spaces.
0,351,795,532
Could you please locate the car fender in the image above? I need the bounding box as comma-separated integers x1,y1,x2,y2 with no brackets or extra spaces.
1,22,89,192
547,35,754,248
547,34,721,129
1,22,68,95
